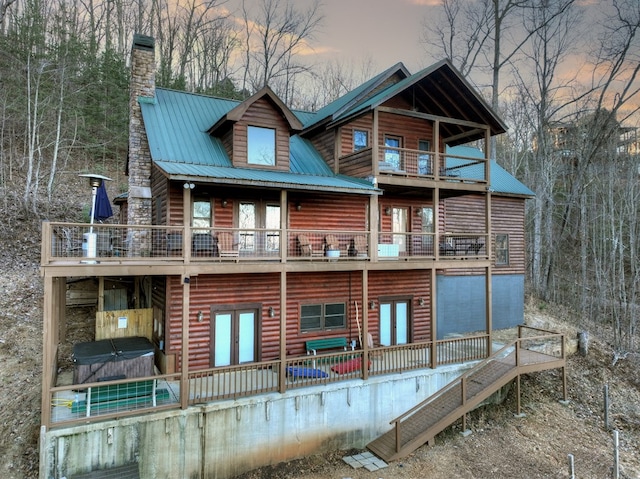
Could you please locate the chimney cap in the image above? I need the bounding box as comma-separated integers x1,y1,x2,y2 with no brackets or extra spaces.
133,34,155,51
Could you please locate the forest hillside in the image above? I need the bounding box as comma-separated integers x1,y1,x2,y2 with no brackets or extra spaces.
0,178,639,478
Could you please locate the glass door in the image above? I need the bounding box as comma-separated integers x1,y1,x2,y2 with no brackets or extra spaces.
212,309,257,367
379,300,410,346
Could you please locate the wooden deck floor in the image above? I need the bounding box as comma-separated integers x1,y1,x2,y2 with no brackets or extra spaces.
367,346,566,462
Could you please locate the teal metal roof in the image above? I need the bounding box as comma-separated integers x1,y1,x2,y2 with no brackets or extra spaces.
303,63,409,129
140,88,378,195
447,146,535,197
326,60,508,145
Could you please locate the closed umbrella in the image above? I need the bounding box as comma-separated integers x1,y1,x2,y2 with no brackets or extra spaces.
93,181,113,222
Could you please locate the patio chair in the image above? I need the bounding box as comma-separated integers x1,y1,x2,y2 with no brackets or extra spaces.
192,233,217,256
297,234,313,256
466,242,484,255
167,232,183,255
217,232,239,259
325,234,339,252
367,332,383,359
348,235,367,257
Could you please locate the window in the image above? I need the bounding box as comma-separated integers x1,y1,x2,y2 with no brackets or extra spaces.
419,207,434,252
384,135,402,170
495,234,509,265
353,129,368,151
300,303,346,332
247,126,275,166
193,199,211,231
239,202,256,251
418,139,431,175
392,207,408,253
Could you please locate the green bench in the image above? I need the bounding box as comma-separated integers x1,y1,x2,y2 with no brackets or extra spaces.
305,337,353,356
71,380,170,416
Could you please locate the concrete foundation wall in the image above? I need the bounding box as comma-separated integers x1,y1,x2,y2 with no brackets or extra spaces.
41,364,472,479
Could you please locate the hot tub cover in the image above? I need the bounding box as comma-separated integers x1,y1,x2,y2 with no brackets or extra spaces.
73,337,154,365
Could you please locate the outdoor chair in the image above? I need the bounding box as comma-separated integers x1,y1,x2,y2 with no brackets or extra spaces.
167,232,183,255
348,235,368,257
325,234,339,252
297,234,313,256
192,233,217,256
217,232,239,259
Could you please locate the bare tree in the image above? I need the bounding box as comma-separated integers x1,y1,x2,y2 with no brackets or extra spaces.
423,0,575,158
240,0,323,103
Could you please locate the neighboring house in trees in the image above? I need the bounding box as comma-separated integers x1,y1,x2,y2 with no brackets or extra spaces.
39,34,560,479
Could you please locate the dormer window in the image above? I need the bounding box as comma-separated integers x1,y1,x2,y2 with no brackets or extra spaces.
248,126,276,166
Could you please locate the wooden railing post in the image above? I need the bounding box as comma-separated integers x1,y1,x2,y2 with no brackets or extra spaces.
395,421,401,454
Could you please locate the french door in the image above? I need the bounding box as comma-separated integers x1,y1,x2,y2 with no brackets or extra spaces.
239,202,280,254
379,299,410,346
211,309,258,367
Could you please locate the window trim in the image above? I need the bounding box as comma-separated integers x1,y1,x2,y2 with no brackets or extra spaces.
247,125,276,166
353,129,369,151
192,198,212,231
300,302,347,333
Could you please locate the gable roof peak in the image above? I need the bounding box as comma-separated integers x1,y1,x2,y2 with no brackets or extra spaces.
208,85,303,135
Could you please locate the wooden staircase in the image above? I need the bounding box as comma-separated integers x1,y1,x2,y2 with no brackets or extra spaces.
367,328,567,462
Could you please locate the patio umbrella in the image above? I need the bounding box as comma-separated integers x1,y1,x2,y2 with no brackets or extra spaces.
93,181,113,222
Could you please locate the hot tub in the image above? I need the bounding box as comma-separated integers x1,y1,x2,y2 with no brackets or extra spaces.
72,336,155,384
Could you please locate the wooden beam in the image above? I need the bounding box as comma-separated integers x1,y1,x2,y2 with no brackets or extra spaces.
180,274,190,408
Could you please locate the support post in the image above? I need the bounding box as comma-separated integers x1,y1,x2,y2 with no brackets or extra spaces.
180,273,190,408
279,270,287,393
362,269,369,380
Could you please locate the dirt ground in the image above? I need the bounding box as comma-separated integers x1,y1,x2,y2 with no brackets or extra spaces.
0,215,639,478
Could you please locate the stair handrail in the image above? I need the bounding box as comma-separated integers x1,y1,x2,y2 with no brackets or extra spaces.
389,329,566,453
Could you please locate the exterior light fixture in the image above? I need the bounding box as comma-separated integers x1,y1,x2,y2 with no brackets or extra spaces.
183,182,195,189
268,307,275,318
221,199,228,208
296,202,302,211
369,300,376,310
418,297,425,307
197,311,204,322
384,206,392,216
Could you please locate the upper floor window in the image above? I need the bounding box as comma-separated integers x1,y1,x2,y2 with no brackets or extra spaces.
247,126,275,166
353,129,369,151
418,139,431,175
193,199,211,231
384,135,402,170
495,234,509,265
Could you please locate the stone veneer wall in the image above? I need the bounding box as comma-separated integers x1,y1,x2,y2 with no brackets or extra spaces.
127,34,155,253
128,34,155,226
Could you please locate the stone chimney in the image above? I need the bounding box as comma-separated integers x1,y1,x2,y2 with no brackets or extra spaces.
128,34,155,228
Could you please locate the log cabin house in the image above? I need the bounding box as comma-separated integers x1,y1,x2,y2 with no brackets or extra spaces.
38,35,566,479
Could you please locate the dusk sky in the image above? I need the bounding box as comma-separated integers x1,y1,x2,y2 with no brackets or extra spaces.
221,0,604,82
224,0,440,74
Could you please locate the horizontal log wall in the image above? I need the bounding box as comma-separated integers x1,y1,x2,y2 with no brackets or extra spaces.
491,196,526,275
368,270,431,343
377,110,435,152
339,113,373,157
164,268,433,371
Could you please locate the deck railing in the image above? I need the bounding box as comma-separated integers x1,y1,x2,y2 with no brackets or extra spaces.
47,334,494,427
48,373,182,427
388,327,566,455
375,147,489,184
42,223,490,265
